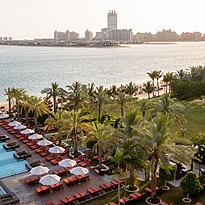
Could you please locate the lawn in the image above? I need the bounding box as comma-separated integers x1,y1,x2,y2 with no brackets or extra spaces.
183,102,205,139
82,183,205,205
83,100,205,205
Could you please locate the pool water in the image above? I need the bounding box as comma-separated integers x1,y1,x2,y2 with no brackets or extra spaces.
0,142,28,178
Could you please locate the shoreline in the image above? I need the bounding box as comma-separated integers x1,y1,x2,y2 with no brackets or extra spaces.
0,88,165,112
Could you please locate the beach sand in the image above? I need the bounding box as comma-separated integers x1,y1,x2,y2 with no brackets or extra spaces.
0,88,165,113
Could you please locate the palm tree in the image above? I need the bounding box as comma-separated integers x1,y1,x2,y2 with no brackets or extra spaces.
87,83,95,104
143,81,153,99
136,98,150,122
147,71,157,98
60,109,88,155
28,96,49,127
44,109,67,145
94,86,109,122
136,113,192,202
115,91,132,117
125,81,138,96
150,94,186,126
11,87,26,118
155,70,162,96
41,82,66,113
66,81,88,111
108,147,125,205
20,94,32,125
176,69,186,80
164,72,174,93
4,87,14,115
83,122,113,169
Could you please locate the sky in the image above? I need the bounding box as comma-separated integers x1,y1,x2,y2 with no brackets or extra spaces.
0,0,205,40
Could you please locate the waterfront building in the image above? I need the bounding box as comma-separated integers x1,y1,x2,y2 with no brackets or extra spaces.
70,31,79,41
0,37,2,42
93,32,101,40
133,32,155,43
180,32,202,41
3,37,8,41
107,10,117,30
85,29,93,42
54,30,79,44
108,29,133,42
155,29,179,41
8,37,12,41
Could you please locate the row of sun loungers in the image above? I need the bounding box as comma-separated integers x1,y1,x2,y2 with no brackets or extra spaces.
46,179,125,205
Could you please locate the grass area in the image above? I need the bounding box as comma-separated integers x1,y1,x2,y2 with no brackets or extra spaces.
183,102,205,139
82,182,205,205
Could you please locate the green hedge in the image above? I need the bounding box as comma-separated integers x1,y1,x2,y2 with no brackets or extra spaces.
170,80,205,99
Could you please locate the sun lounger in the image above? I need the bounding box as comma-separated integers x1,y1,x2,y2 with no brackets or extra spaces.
194,203,203,205
160,202,169,205
119,197,131,204
46,201,61,205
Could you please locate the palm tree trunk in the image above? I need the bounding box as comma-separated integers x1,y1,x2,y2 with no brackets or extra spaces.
8,98,11,115
25,110,28,125
129,166,135,189
98,105,101,122
148,92,150,99
118,166,121,205
98,144,102,170
152,80,155,98
53,95,57,113
73,124,78,155
34,112,38,128
121,104,124,118
157,79,159,96
151,158,159,199
16,100,19,118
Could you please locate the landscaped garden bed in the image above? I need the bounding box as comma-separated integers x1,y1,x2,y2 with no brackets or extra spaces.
3,142,20,150
13,150,31,159
0,135,10,142
25,160,45,170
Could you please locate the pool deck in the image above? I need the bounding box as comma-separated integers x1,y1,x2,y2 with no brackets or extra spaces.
0,123,113,205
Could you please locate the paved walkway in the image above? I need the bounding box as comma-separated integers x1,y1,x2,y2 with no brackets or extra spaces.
0,125,108,205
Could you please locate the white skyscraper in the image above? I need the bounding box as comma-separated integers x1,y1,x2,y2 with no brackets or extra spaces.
107,10,117,30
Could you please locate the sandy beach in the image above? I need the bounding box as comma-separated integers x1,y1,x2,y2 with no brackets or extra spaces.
0,88,165,113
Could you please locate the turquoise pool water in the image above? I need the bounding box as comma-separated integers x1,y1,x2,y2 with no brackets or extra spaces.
0,142,28,178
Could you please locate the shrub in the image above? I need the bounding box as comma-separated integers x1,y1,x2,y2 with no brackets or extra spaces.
171,79,205,99
180,171,203,195
198,174,205,184
159,164,176,181
30,161,41,167
7,142,17,147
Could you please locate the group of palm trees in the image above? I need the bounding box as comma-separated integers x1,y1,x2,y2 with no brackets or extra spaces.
4,77,193,204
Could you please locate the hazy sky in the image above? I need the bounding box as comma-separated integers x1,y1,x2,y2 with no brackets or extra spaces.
1,0,204,40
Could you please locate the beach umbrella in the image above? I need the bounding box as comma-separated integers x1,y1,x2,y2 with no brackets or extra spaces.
39,174,61,185
14,124,27,130
49,146,65,154
0,114,9,119
8,121,21,127
37,138,53,146
59,159,77,168
20,129,35,134
70,167,89,175
28,133,43,140
30,166,49,175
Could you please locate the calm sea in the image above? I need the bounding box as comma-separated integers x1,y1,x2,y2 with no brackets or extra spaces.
0,42,205,102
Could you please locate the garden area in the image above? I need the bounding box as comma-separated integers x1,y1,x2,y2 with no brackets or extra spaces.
3,66,205,205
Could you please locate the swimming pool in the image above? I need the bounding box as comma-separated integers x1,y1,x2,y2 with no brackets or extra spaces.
0,142,28,178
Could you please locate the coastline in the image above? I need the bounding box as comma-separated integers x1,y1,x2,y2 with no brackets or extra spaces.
0,89,165,113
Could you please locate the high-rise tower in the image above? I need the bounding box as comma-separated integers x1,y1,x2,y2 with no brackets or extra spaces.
107,10,117,30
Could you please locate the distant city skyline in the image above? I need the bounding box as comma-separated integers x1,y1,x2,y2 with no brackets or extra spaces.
0,0,205,40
